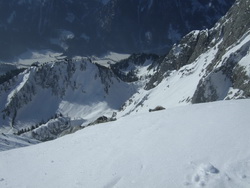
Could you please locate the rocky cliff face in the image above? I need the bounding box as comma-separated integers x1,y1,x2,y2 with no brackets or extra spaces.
0,0,234,60
144,0,250,101
191,0,250,102
113,0,250,116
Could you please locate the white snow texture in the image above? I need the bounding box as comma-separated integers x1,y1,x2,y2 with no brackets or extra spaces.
0,99,250,188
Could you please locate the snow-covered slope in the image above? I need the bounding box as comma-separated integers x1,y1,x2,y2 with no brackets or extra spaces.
0,99,249,188
118,30,250,116
0,58,135,136
118,0,250,116
0,133,39,151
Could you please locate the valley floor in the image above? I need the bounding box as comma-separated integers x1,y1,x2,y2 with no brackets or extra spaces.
0,99,250,188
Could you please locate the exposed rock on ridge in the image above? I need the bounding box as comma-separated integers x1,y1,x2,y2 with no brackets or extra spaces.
145,0,250,103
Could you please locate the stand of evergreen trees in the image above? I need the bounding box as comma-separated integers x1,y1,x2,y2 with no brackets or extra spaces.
0,68,26,85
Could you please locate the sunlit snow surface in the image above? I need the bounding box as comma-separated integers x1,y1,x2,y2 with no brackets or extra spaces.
0,99,249,188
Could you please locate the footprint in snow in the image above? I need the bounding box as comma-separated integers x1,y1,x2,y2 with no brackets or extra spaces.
185,163,220,187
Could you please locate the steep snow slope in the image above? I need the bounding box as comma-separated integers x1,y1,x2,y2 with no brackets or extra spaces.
118,0,250,116
0,99,249,188
0,58,135,133
118,41,220,116
118,31,250,116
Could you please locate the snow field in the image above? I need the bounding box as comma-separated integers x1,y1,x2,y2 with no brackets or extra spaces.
0,99,249,188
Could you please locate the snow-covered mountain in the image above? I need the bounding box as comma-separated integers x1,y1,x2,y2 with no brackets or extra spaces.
119,0,250,115
0,1,250,187
0,99,250,188
0,0,249,146
0,58,135,137
0,0,234,60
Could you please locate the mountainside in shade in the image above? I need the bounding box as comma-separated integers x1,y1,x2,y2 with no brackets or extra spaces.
0,0,234,60
0,0,249,149
0,99,250,188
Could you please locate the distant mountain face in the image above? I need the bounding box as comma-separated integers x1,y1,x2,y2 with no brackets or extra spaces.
0,0,235,60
